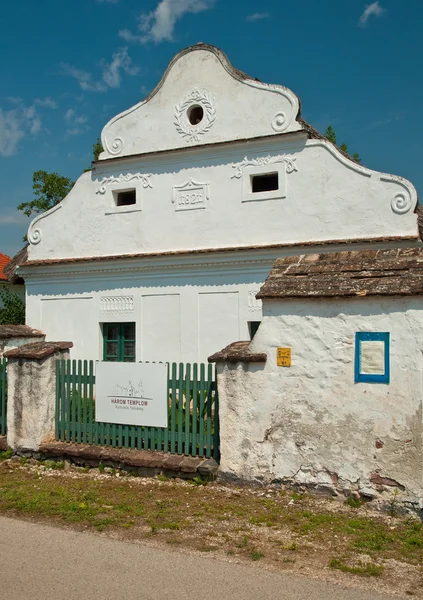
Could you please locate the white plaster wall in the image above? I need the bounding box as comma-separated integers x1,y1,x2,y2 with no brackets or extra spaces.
24,257,267,364
218,297,423,498
27,136,418,261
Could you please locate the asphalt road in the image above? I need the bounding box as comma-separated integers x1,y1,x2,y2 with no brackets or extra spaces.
0,516,396,600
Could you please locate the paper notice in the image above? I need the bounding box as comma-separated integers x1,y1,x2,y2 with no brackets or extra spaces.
360,340,385,375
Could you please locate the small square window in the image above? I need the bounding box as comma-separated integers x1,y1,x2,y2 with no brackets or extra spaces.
116,190,136,207
251,173,278,193
355,332,390,384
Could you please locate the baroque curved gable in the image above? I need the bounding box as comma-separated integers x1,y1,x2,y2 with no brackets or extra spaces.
100,44,304,159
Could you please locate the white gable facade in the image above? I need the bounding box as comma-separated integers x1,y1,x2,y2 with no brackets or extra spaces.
20,44,420,363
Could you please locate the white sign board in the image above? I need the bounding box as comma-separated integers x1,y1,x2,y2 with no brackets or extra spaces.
95,362,168,428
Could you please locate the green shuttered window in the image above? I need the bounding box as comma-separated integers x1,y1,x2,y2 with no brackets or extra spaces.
103,323,136,362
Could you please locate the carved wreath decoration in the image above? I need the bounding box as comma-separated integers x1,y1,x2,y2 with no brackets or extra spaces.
174,89,216,143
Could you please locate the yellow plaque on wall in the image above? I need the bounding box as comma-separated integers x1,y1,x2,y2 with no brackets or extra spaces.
277,347,291,367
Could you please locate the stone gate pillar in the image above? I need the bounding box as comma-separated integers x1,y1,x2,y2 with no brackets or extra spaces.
4,341,73,451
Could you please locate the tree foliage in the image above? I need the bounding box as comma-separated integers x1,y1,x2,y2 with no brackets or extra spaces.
0,288,25,325
18,171,75,218
18,138,104,219
324,126,361,164
84,138,104,172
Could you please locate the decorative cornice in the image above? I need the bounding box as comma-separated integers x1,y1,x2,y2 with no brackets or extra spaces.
231,155,298,179
96,173,152,195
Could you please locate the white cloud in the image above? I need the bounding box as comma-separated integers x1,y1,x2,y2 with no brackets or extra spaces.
119,0,217,44
60,64,107,92
0,98,57,157
246,12,270,21
101,47,140,88
359,1,385,27
64,108,88,136
61,47,139,92
34,97,58,109
0,109,26,157
96,0,119,3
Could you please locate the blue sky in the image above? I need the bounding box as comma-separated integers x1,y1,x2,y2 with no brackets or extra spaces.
0,0,422,257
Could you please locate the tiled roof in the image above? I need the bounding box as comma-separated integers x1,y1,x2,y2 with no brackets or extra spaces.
3,246,28,284
257,248,423,299
0,253,11,281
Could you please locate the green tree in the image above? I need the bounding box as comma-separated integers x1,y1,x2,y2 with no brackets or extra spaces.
0,288,25,325
325,125,337,144
17,171,75,218
18,138,104,219
324,126,361,164
84,138,104,171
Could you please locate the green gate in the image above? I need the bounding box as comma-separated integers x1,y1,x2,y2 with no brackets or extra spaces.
55,360,219,460
0,358,6,435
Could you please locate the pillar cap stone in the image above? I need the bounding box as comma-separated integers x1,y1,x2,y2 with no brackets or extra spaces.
208,341,267,363
4,341,73,360
0,325,45,339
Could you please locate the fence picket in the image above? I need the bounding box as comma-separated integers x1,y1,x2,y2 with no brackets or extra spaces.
88,361,94,444
184,364,191,456
199,363,205,458
192,364,198,457
54,359,219,460
177,363,184,454
83,360,88,444
170,363,177,454
206,363,213,458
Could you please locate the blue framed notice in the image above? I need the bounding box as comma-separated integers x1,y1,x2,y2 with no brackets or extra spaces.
355,332,390,384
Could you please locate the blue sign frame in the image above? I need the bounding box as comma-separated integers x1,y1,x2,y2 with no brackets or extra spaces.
355,332,390,384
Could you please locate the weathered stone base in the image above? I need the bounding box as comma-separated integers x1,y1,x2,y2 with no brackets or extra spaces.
26,442,219,480
217,469,423,515
0,435,7,451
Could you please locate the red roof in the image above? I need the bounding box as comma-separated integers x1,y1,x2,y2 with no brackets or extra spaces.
0,253,11,281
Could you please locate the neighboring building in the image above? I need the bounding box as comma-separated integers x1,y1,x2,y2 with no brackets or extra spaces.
19,44,420,363
0,251,25,309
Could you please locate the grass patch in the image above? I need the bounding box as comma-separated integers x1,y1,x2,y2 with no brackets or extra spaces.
345,496,362,509
251,551,264,561
0,449,13,460
329,558,383,577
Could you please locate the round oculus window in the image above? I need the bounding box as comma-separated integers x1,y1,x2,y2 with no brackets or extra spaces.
187,104,204,125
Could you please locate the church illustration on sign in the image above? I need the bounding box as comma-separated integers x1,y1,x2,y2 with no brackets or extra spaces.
19,44,419,364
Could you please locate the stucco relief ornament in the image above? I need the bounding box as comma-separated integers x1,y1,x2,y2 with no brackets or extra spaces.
391,192,412,215
28,228,42,245
231,155,298,179
174,89,216,143
271,112,287,132
96,173,153,195
105,136,124,156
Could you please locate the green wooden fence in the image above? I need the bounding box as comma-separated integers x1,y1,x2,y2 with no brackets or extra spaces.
0,358,6,435
55,360,219,460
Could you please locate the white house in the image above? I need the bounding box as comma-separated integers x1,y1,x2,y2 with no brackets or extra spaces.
20,44,420,364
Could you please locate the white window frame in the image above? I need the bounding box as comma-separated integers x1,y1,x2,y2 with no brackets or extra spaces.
105,185,143,215
242,163,287,202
